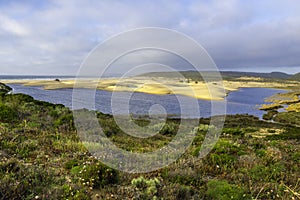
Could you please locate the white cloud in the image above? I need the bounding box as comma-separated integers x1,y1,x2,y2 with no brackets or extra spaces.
0,14,30,36
0,0,299,75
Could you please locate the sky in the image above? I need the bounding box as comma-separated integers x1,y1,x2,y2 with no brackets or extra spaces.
0,0,300,75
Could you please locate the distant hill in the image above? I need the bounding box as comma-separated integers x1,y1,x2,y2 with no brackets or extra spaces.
221,71,291,79
290,72,300,80
139,71,292,81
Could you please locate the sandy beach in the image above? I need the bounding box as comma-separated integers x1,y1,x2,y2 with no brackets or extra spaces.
2,76,299,100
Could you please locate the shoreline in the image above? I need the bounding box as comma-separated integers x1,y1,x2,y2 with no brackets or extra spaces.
2,76,299,101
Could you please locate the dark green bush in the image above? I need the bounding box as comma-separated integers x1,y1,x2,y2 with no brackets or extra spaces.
206,179,249,200
159,122,178,135
176,185,193,200
65,159,80,169
0,103,18,123
0,83,12,94
54,113,75,131
267,127,300,140
223,128,245,136
291,152,300,162
263,110,278,120
210,153,236,168
98,114,121,137
250,163,285,182
274,112,300,126
5,93,34,103
33,99,55,107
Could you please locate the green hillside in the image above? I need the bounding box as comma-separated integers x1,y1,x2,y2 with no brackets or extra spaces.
290,72,300,80
0,82,299,199
139,71,292,81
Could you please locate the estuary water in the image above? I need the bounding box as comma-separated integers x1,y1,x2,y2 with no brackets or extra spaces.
6,83,287,119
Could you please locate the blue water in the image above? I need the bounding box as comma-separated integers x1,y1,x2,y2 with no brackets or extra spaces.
6,83,287,119
225,88,286,118
0,75,75,80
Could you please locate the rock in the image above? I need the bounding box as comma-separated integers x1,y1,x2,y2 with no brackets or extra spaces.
0,82,12,94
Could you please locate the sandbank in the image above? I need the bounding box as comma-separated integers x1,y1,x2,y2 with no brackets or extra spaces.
2,76,300,101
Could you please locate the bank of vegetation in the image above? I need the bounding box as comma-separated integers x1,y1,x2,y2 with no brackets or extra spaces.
0,83,299,199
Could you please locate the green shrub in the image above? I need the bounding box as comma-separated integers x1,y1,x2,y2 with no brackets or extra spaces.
206,179,249,200
53,113,74,131
197,124,210,132
98,115,121,137
131,176,160,199
210,153,236,168
65,159,80,169
291,152,300,162
71,161,118,188
274,112,300,126
250,163,285,182
255,149,266,157
61,184,90,200
243,127,258,133
0,103,18,123
5,93,34,104
159,122,178,135
262,110,278,120
33,99,55,107
267,129,276,133
166,168,204,187
0,83,12,94
101,124,120,137
267,127,300,140
176,185,193,200
223,128,245,137
214,139,242,155
252,141,266,150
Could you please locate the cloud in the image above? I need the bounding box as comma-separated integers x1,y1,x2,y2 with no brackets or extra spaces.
0,14,30,36
0,0,300,75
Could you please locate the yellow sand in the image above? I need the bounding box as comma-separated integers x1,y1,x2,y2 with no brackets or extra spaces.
2,76,300,100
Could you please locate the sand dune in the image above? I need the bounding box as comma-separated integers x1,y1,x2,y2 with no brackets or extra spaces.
2,76,299,100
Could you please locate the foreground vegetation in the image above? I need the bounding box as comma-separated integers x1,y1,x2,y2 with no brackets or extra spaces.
0,84,299,199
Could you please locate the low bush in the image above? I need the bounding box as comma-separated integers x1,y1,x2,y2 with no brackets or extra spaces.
206,179,249,200
131,176,160,199
159,122,178,135
0,103,18,123
274,112,300,126
263,110,278,120
223,128,245,137
70,161,119,189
